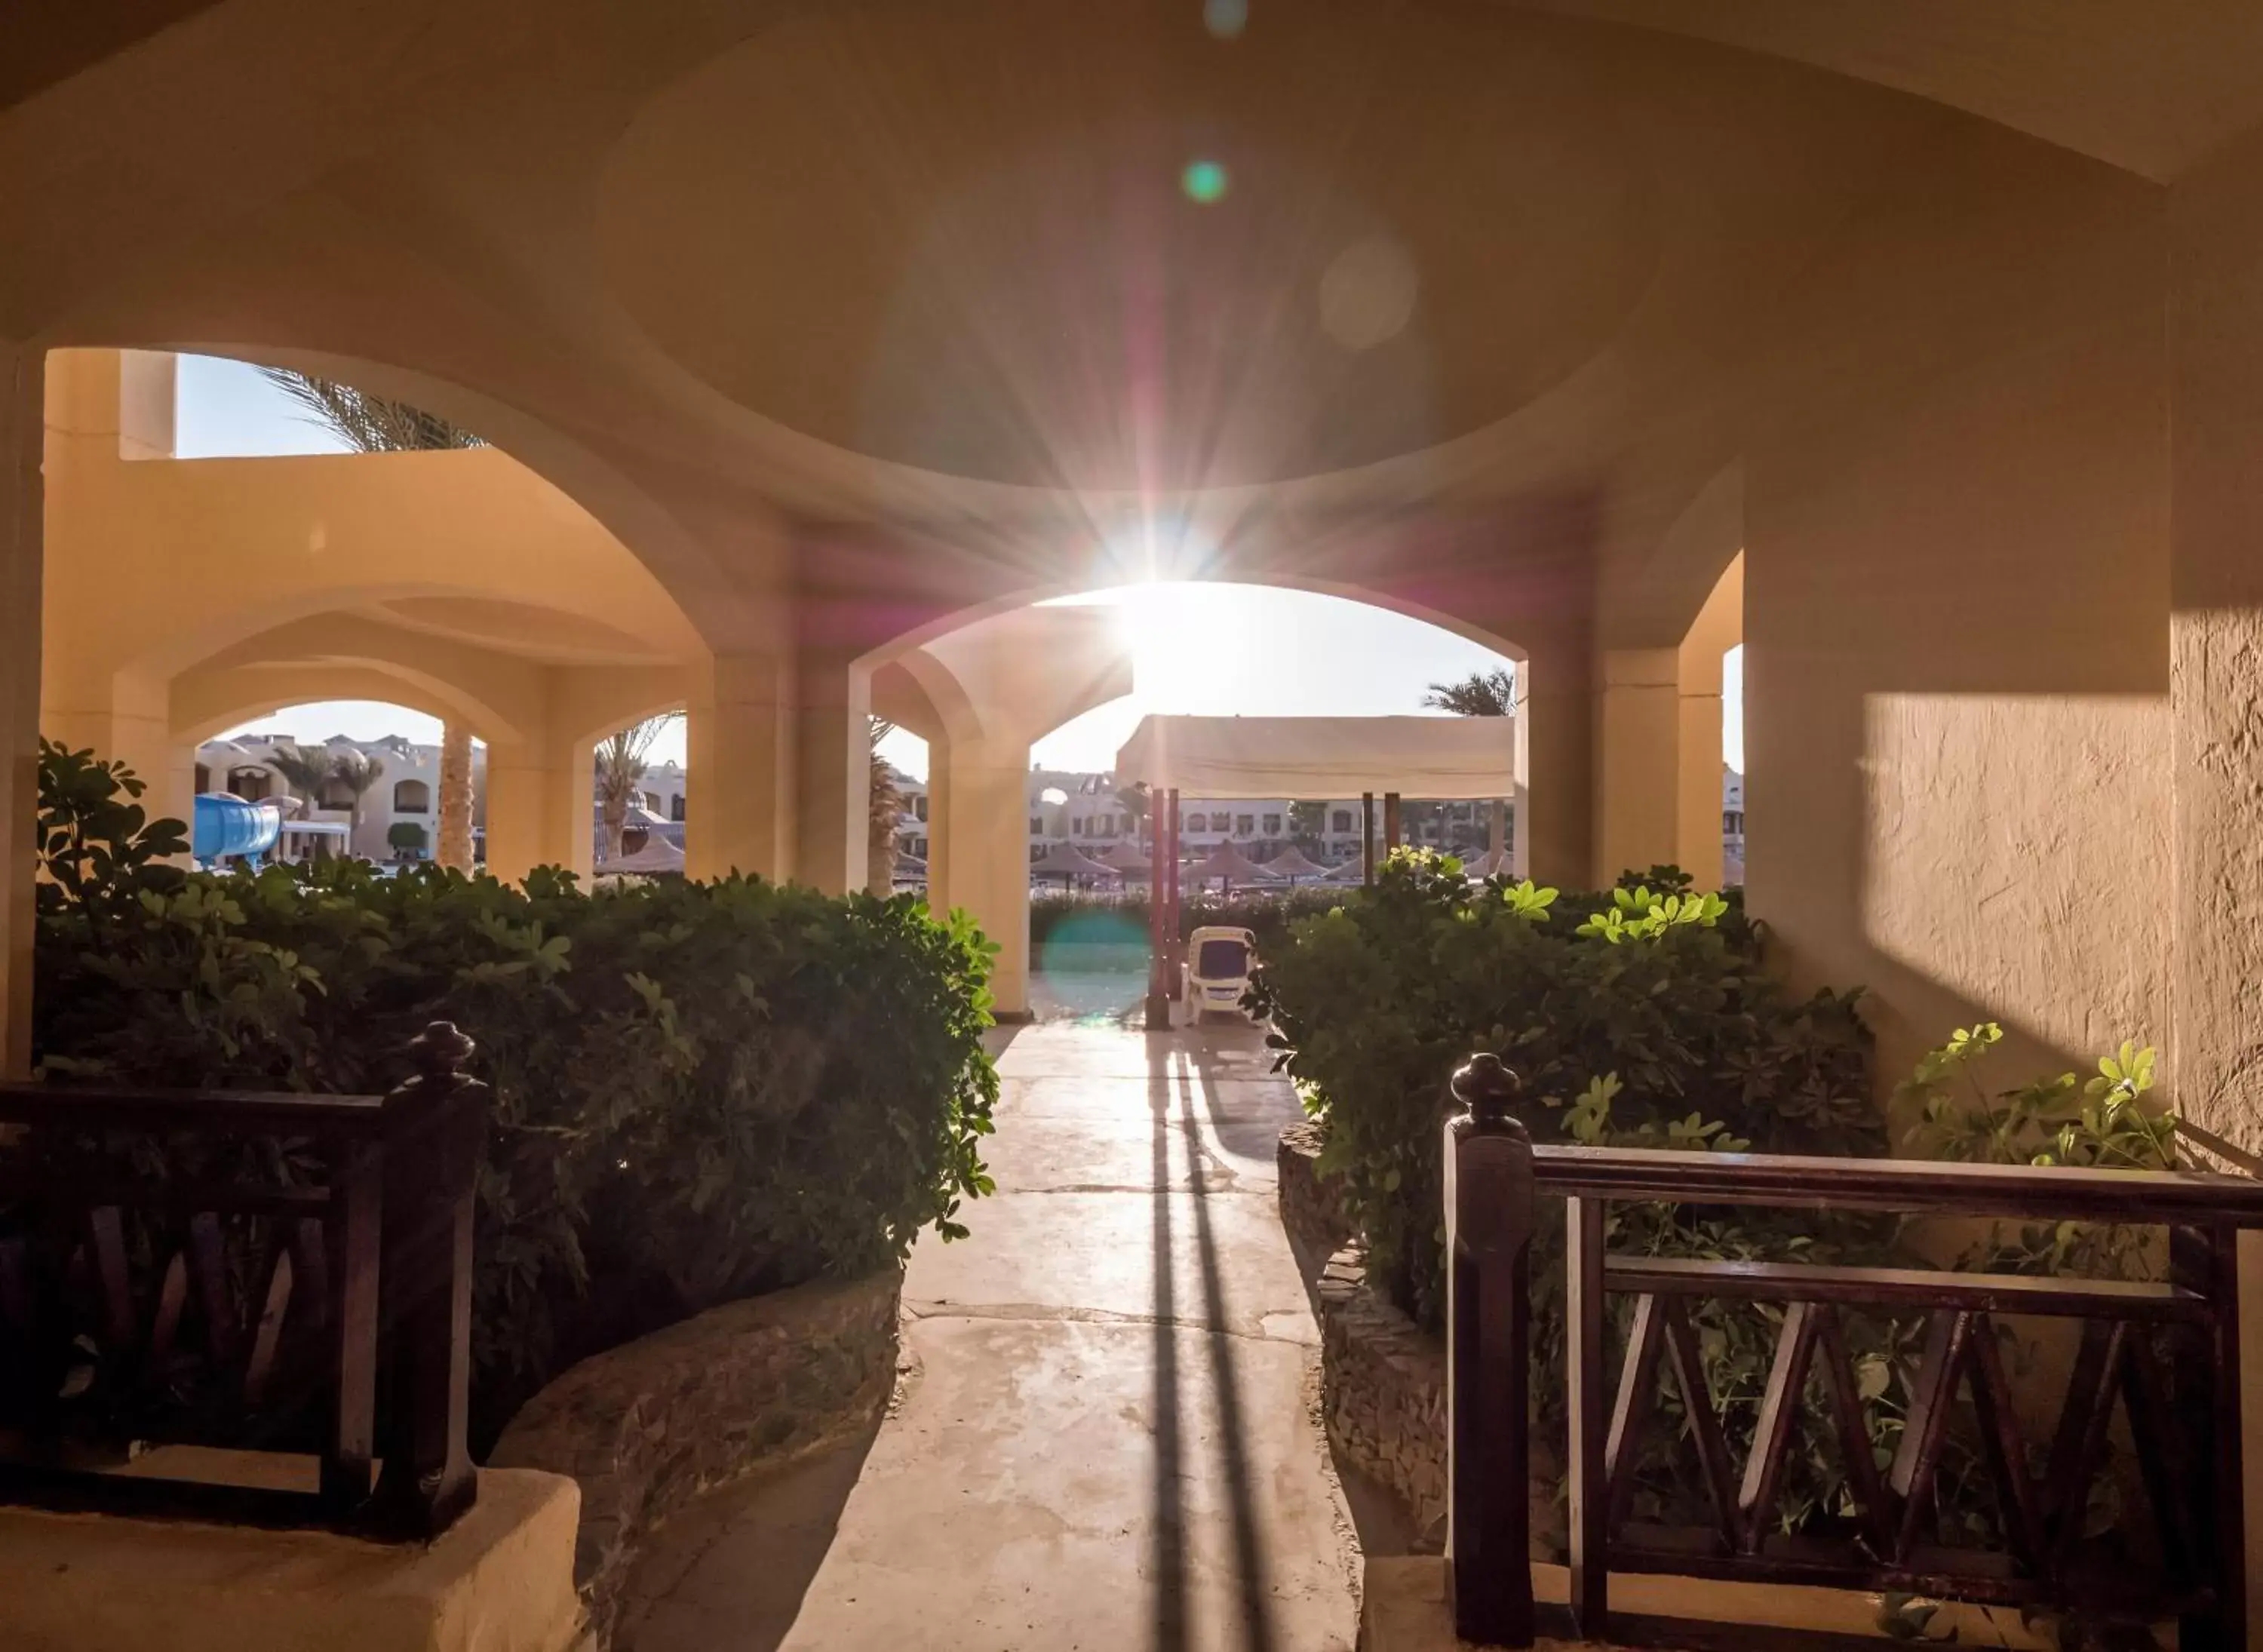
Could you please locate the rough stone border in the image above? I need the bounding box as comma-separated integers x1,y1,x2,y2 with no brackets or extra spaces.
1277,1119,1354,1262
492,1267,903,1646
1315,1243,1450,1545
1280,1123,1451,1544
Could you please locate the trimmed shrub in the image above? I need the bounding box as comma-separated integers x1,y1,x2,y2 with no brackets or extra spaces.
1251,851,1875,1328
25,742,999,1439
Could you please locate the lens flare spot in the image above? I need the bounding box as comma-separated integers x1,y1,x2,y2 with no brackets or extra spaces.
1203,0,1249,39
1181,160,1229,204
1319,237,1420,350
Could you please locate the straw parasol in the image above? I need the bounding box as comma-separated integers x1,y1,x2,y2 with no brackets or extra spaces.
1187,840,1279,891
1261,845,1329,884
1030,841,1121,885
1101,840,1156,877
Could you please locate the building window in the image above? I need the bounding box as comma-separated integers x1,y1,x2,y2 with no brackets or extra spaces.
228,767,272,802
1030,817,1042,835
1235,813,1254,836
1331,810,1353,833
915,796,929,821
671,794,686,822
392,779,431,814
1263,813,1281,836
1187,812,1208,832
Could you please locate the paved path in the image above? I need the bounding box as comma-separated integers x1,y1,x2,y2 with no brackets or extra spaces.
621,1014,1362,1651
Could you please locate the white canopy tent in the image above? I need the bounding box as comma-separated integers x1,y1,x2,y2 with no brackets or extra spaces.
1114,715,1521,1027
1113,715,1519,801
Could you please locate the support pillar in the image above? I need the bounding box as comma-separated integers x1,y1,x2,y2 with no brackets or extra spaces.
685,653,791,882
1675,555,1743,889
1595,648,1679,883
483,736,591,886
2,343,39,1076
1518,634,1595,889
931,736,1036,1019
789,655,870,897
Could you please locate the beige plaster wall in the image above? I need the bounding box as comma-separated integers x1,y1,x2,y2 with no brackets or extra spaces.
2167,122,2263,1152
1743,125,2171,1091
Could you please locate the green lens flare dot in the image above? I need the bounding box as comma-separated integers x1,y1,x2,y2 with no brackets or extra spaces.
1181,160,1229,204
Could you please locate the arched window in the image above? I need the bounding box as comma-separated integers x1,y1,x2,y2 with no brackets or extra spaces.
392,778,431,814
1187,812,1208,832
229,767,272,802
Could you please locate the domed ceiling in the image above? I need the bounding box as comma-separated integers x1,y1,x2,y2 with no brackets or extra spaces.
599,0,1655,490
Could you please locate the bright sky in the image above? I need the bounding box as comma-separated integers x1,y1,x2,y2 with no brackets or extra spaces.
184,356,1743,778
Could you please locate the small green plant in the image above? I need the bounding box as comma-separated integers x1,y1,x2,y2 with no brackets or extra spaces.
1899,1022,2175,1279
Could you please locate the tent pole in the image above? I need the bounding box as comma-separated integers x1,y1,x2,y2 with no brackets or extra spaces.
1383,791,1402,855
1362,792,1375,886
1165,788,1183,1001
1145,794,1170,1030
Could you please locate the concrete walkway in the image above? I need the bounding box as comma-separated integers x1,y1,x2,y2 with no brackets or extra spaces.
619,1010,1362,1651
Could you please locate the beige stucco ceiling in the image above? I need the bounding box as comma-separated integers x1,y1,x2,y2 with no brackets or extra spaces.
11,0,2263,656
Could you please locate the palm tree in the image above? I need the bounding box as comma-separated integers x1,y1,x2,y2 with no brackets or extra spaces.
869,719,903,894
257,370,483,453
259,370,484,864
596,716,677,864
436,723,475,870
327,748,387,843
1420,666,1515,718
1421,666,1517,862
264,742,336,809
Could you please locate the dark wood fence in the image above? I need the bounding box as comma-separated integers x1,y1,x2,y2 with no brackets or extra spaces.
1443,1052,2263,1651
0,1021,486,1538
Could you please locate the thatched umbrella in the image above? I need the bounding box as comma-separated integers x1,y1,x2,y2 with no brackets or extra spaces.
1031,841,1121,888
1188,840,1279,893
1101,840,1156,878
1262,845,1329,885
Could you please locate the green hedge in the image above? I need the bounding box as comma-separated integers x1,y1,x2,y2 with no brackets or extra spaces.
25,743,999,1441
1251,852,1875,1328
1255,849,2189,1585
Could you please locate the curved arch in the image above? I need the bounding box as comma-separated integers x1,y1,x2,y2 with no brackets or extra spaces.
170,664,508,751
855,569,1531,677
150,341,753,651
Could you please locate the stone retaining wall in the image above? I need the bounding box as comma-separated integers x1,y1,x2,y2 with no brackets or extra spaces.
1277,1119,1354,1261
1313,1243,1450,1546
492,1267,903,1645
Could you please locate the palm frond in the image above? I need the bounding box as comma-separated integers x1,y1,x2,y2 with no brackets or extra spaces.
258,368,484,453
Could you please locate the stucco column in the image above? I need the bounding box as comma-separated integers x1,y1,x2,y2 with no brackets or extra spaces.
484,736,592,886
1519,633,1595,889
1674,556,1743,888
1594,648,1679,882
2,343,40,1076
932,736,1033,1019
790,654,871,896
685,653,792,881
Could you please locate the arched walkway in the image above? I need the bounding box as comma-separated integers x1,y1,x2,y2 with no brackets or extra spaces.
618,1016,1361,1652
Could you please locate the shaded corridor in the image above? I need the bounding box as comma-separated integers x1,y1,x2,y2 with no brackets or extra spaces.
621,1018,1360,1650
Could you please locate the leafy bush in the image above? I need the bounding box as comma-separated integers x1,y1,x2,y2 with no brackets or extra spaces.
24,742,999,1439
1251,849,1875,1327
1258,849,2182,1604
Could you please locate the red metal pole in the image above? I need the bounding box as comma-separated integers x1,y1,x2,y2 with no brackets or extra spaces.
1165,789,1183,1000
1145,795,1170,1029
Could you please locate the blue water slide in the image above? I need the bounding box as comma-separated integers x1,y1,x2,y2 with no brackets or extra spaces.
192,793,282,864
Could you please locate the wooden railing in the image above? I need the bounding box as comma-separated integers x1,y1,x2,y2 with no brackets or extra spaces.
1442,1052,2263,1651
0,1021,487,1538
